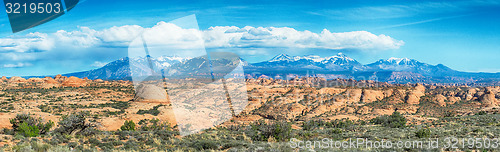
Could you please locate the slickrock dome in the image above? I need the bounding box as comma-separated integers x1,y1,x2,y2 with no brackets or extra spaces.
27,78,44,83
433,94,448,107
405,84,426,105
8,76,26,83
54,74,68,82
62,76,87,87
43,77,58,84
1,76,7,81
481,90,498,107
133,83,169,103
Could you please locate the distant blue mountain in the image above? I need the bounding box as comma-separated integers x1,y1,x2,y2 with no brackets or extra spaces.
365,57,456,74
63,53,500,85
251,53,363,71
65,56,189,80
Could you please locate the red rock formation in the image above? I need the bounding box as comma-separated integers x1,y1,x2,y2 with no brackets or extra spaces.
405,84,425,105
54,74,68,82
8,76,26,83
1,76,7,82
433,94,447,107
361,89,385,103
480,90,498,107
27,78,44,83
61,76,86,87
43,77,58,84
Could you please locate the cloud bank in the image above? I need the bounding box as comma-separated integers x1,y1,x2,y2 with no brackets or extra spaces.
2,62,33,68
0,22,404,54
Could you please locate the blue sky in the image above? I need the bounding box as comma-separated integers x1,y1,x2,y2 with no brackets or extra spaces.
0,0,499,76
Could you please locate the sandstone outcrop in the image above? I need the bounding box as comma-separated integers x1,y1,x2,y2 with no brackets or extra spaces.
61,76,87,87
8,76,26,83
361,90,384,103
388,89,405,104
27,78,44,83
54,74,68,82
133,83,168,103
43,77,58,84
433,94,447,107
356,106,372,115
405,84,426,104
480,90,498,107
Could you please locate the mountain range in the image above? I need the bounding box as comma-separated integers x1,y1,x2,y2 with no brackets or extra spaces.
63,53,500,85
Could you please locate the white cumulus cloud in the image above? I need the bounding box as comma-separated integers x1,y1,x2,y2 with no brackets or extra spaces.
203,26,404,50
0,22,404,54
2,62,33,68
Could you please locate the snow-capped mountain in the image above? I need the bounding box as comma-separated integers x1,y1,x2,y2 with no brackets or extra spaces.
267,53,356,64
66,57,132,80
65,56,191,80
268,54,293,62
366,57,456,75
61,52,500,84
253,53,362,71
367,57,423,69
66,54,244,80
130,55,191,69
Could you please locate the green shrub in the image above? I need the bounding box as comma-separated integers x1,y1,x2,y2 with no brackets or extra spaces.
302,119,327,131
54,112,98,136
124,139,140,150
136,105,164,116
476,111,487,115
120,120,136,131
415,128,431,138
370,111,407,128
190,140,219,150
246,120,292,142
9,114,54,136
137,119,179,139
30,139,51,152
329,118,355,130
302,118,358,131
138,118,170,131
19,122,39,137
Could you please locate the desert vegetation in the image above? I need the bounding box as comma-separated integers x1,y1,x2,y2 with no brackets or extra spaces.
0,76,499,151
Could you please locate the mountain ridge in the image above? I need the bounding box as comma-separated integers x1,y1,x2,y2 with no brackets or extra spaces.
58,53,500,85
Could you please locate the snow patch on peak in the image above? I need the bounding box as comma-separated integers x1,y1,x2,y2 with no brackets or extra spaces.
387,57,412,64
269,53,293,62
336,52,346,57
156,56,191,62
267,52,357,64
